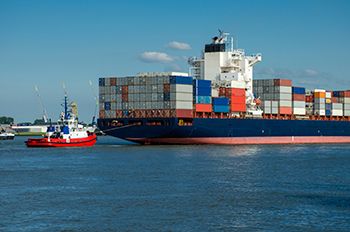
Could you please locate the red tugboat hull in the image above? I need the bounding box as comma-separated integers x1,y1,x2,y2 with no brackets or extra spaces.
25,134,97,147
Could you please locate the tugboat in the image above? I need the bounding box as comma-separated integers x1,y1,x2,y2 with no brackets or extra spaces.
25,95,97,147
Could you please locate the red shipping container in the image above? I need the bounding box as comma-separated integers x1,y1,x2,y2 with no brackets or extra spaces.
219,87,226,96
344,91,350,97
110,78,117,86
122,85,128,94
230,103,246,112
274,79,292,86
230,96,246,104
163,84,170,92
279,107,292,114
175,109,193,118
226,88,245,97
122,94,128,101
195,104,212,112
292,94,305,101
331,97,338,103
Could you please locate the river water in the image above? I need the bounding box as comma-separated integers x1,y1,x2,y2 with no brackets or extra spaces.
1,136,350,231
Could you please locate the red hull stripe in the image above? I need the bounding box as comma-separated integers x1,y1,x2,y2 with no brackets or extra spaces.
127,136,350,145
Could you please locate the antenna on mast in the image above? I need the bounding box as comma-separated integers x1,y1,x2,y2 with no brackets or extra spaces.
34,85,49,123
62,82,69,120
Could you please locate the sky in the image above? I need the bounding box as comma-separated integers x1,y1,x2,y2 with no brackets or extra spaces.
1,0,350,122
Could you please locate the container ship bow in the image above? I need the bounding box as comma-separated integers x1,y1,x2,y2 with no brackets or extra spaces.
98,31,350,145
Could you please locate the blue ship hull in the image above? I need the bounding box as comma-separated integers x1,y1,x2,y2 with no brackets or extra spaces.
98,118,350,144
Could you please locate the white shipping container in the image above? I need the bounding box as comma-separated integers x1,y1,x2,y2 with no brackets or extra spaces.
99,86,106,95
279,100,292,107
275,86,292,93
314,98,326,104
151,93,158,101
111,94,117,102
170,92,193,101
271,101,279,108
325,92,332,98
105,95,111,102
314,103,325,109
332,103,343,110
314,89,326,93
111,102,117,110
170,84,193,93
344,103,350,110
343,98,350,104
293,108,306,115
275,93,292,101
314,109,325,116
332,109,343,116
344,110,350,116
271,107,279,114
171,101,193,109
264,107,272,114
292,101,305,108
264,100,272,107
104,78,111,86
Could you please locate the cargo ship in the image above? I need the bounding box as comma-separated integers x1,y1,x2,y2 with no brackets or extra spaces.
97,31,350,144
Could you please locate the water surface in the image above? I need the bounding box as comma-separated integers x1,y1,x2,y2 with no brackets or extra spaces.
1,136,350,231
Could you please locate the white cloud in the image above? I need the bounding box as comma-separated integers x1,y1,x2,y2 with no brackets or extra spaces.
167,41,191,50
139,52,174,63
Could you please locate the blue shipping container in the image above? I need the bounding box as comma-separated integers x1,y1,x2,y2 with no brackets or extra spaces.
326,110,331,116
326,104,332,110
194,87,211,96
212,97,229,105
164,92,170,101
170,76,193,85
333,91,341,97
99,78,105,86
195,96,211,104
104,102,111,110
292,87,306,95
193,79,211,88
213,105,230,113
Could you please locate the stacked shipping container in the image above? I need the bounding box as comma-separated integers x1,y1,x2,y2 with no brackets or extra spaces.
193,80,212,113
314,89,326,116
292,87,306,115
99,75,194,118
99,74,350,119
253,79,292,115
212,97,230,113
333,91,350,116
